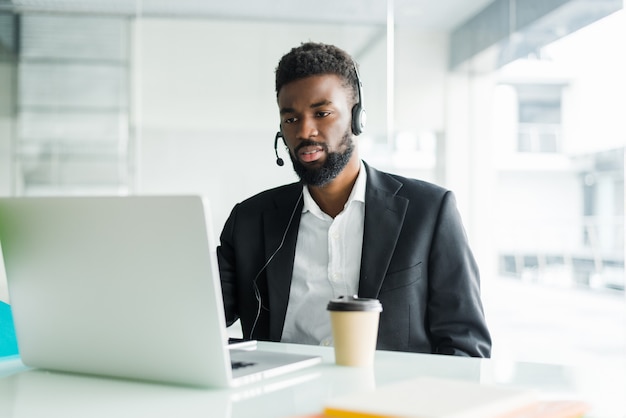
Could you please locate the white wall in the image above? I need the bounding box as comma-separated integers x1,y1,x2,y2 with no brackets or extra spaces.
394,28,447,134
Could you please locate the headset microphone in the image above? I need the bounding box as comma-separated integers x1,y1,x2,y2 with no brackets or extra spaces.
274,131,285,166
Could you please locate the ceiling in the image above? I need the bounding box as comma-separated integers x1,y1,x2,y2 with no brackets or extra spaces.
3,0,495,31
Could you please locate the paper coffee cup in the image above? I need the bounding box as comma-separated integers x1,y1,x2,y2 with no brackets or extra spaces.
327,295,383,367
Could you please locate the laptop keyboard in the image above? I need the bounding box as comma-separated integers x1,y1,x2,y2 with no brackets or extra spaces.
231,361,257,370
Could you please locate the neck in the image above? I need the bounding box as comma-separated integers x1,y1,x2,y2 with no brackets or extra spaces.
308,157,361,218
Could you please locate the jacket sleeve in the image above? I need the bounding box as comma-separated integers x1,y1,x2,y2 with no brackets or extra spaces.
217,204,240,327
427,191,492,357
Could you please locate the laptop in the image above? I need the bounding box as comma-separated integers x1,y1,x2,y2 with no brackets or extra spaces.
0,195,321,388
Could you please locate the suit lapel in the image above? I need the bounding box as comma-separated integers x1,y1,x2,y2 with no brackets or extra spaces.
263,184,303,341
359,164,408,298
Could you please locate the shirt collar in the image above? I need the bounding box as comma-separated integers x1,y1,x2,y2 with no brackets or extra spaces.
302,160,367,217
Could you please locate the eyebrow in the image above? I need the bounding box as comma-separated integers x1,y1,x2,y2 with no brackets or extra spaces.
280,100,333,115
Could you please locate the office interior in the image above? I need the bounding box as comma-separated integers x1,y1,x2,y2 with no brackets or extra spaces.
0,0,624,367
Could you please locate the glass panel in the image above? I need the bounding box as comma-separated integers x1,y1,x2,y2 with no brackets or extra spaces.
19,62,127,108
18,111,127,142
12,13,131,195
488,9,625,364
20,14,128,61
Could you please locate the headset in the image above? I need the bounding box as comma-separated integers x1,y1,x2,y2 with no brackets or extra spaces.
351,61,367,136
273,61,366,166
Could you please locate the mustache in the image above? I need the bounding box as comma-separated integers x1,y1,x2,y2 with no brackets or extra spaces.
294,140,328,154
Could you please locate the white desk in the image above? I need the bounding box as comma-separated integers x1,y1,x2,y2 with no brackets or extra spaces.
1,342,624,418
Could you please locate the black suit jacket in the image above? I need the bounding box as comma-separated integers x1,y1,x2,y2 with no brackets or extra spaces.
217,162,491,357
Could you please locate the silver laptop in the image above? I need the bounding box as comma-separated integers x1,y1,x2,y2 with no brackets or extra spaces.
0,196,321,388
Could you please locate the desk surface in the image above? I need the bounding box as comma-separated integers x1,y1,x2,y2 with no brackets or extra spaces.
1,342,625,418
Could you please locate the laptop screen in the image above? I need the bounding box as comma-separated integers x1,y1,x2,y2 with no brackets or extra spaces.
0,196,234,387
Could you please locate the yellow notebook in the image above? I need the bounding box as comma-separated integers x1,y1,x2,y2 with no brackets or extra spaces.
323,377,588,418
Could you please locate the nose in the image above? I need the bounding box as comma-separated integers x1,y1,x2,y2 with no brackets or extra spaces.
295,115,318,139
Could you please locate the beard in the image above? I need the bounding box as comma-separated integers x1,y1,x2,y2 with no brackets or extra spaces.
289,130,354,187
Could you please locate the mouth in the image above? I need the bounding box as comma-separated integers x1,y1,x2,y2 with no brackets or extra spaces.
298,145,324,163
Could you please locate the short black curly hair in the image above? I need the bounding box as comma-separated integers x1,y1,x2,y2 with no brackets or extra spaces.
275,42,359,103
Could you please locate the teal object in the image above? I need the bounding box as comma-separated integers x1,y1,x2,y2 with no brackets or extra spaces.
0,301,19,357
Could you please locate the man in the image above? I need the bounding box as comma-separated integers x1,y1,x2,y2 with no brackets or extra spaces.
218,42,491,357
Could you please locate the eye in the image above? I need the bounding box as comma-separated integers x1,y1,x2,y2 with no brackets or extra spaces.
316,111,331,118
283,117,297,124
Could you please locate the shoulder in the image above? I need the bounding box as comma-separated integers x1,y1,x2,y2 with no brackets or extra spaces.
234,182,302,213
221,182,302,236
364,162,450,200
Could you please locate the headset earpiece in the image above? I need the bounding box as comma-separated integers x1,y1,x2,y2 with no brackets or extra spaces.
351,62,366,136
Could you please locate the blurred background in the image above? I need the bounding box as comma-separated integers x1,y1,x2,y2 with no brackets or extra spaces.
0,0,624,366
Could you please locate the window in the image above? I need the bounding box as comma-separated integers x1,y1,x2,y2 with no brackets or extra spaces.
517,94,561,153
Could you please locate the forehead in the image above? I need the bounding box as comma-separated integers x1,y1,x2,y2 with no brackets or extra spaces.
277,74,351,109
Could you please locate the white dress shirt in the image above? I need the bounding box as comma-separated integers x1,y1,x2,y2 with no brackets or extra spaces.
281,161,366,346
